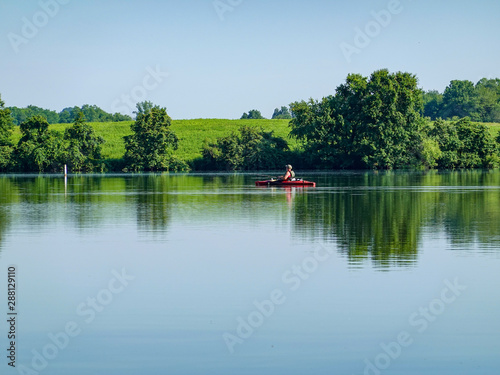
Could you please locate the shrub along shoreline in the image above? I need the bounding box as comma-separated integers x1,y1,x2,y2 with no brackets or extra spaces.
3,117,499,173
7,118,298,172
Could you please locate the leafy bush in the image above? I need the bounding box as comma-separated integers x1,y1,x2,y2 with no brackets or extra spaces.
200,126,289,171
429,118,498,168
417,138,442,168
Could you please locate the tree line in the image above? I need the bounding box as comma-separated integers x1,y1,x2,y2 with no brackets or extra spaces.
1,70,500,173
6,76,500,126
287,70,500,170
8,104,132,125
207,71,500,171
245,78,500,123
0,97,186,173
241,106,293,120
422,78,500,122
0,102,106,173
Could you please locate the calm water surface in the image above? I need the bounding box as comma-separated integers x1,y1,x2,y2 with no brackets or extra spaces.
0,171,499,374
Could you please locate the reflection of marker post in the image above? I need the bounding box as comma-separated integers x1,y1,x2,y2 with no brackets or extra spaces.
64,164,67,197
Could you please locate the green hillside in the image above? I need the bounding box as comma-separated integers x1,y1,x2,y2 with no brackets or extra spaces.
488,122,500,136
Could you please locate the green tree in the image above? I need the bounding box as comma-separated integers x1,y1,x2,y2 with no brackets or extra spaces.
58,107,80,123
80,104,112,122
8,107,28,125
14,116,65,172
241,109,265,119
290,69,425,169
124,104,184,171
475,78,500,122
64,112,105,172
271,106,292,119
134,101,155,116
422,90,443,120
441,80,480,120
112,112,133,122
201,126,288,171
0,95,14,171
428,119,461,168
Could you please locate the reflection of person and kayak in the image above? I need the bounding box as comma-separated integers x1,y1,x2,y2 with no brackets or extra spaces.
255,165,316,187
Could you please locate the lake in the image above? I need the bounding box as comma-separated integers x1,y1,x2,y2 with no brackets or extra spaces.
0,171,499,375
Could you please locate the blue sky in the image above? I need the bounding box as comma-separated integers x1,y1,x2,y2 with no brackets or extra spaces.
1,0,499,119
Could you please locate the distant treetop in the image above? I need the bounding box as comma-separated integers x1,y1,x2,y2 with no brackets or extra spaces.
8,104,132,125
422,78,500,122
241,109,265,120
134,101,155,116
271,106,292,119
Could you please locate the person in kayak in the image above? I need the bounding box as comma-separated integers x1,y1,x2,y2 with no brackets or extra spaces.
279,164,295,181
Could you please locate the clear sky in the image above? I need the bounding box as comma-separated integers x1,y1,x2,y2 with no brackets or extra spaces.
1,0,499,119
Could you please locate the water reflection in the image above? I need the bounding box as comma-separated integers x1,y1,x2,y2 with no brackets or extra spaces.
291,171,500,266
0,172,499,266
292,188,422,268
0,177,15,255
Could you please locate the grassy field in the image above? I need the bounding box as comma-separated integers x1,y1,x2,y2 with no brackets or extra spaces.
10,119,499,165
488,122,500,137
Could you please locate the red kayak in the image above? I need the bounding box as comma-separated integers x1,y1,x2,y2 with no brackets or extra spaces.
255,179,316,187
